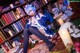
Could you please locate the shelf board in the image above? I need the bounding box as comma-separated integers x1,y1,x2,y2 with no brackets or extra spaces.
0,30,23,45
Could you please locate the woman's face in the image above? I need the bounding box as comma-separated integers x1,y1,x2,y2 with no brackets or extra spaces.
29,10,36,16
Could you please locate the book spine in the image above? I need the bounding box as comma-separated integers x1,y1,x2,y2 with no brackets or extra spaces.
16,22,22,31
11,24,18,33
4,14,11,24
11,11,17,20
0,36,4,44
10,11,16,21
20,20,25,28
7,12,14,22
18,7,25,17
1,43,9,52
1,45,7,53
5,42,12,49
0,31,6,41
15,8,21,19
12,23,20,32
8,30,14,37
19,21,24,29
0,18,5,26
2,15,9,25
5,42,11,50
21,18,26,26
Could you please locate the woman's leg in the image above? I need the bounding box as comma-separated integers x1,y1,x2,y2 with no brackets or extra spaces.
23,28,32,53
29,26,55,51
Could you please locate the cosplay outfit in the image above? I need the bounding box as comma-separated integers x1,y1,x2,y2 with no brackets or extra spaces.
23,5,55,53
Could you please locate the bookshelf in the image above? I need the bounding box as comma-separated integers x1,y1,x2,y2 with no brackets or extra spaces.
0,0,57,52
0,0,34,16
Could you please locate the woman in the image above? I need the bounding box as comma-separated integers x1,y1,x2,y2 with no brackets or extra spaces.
23,4,55,53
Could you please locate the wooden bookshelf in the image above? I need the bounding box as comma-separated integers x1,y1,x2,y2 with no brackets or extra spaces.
2,15,27,29
0,30,23,45
0,0,34,16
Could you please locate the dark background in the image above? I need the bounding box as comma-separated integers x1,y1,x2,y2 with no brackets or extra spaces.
0,0,17,6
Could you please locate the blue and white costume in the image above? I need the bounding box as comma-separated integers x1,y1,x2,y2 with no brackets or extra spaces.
24,5,55,37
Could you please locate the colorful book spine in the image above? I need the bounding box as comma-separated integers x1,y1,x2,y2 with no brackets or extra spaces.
2,15,9,24
0,18,6,26
9,11,16,21
11,11,17,20
1,43,9,52
0,31,6,41
16,22,22,31
18,21,24,29
0,35,4,44
7,12,14,22
4,28,14,37
12,23,20,32
11,24,18,33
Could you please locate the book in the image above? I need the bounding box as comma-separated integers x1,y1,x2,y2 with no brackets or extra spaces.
5,42,12,49
21,18,26,26
19,20,25,28
0,31,6,41
7,13,13,23
17,21,23,30
16,7,25,17
4,28,15,37
0,35,4,44
12,23,20,32
0,17,7,26
2,14,9,24
18,20,24,29
1,43,9,52
16,22,22,31
0,19,5,27
1,41,12,52
7,12,14,22
11,11,17,20
9,11,16,21
11,24,18,33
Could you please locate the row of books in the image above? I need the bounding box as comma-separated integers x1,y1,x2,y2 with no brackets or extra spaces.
1,34,23,53
0,7,25,27
1,41,12,52
0,31,6,44
4,18,26,38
